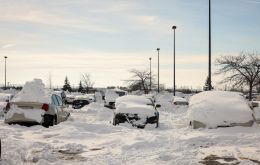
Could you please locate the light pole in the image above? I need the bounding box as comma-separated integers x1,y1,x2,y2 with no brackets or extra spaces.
149,57,152,92
172,26,177,96
4,56,7,89
208,0,212,90
157,48,160,93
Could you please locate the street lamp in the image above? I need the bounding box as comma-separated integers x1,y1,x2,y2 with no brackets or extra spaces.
172,25,177,96
4,56,7,89
208,0,212,90
157,48,160,93
149,57,152,92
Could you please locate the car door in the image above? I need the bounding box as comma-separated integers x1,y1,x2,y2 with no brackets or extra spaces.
55,95,69,122
51,94,62,123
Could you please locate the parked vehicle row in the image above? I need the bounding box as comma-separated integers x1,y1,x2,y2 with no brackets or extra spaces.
1,80,259,130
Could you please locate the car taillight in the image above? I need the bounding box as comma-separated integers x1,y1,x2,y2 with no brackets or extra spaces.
41,104,49,111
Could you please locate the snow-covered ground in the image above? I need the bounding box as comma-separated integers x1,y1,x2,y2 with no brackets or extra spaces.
1,97,260,165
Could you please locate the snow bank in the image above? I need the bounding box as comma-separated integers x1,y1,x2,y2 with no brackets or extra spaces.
188,91,253,128
12,79,52,104
82,103,113,121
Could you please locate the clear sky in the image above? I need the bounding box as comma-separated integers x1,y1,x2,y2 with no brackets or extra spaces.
0,0,260,89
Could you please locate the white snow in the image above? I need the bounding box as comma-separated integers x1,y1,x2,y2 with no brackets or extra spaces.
188,91,253,128
0,92,260,165
12,79,52,104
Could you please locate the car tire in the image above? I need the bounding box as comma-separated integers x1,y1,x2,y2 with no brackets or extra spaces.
113,114,119,125
43,114,55,128
156,120,159,128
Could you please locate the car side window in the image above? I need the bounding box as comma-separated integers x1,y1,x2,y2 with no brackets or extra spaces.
56,95,63,106
52,95,59,106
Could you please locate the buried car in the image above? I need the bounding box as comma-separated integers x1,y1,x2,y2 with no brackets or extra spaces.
4,79,70,127
188,91,254,129
113,95,159,128
172,96,189,106
0,93,14,116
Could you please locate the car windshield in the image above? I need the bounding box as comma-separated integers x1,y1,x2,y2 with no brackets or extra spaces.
115,91,126,97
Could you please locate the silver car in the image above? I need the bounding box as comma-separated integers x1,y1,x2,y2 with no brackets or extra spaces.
4,94,70,127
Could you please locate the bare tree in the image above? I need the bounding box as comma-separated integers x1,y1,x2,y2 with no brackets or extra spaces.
81,73,94,93
215,52,260,100
125,69,156,94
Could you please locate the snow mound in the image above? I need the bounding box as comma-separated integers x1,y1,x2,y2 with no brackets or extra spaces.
188,91,253,128
83,103,113,121
12,79,52,104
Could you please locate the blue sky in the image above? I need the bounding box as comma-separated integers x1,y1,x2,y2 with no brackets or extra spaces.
0,0,259,89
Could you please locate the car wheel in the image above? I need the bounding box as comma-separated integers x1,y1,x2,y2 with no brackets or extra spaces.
113,114,119,125
53,115,57,125
156,120,159,128
43,114,55,128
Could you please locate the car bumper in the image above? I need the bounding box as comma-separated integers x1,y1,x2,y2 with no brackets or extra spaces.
113,113,159,127
5,112,43,124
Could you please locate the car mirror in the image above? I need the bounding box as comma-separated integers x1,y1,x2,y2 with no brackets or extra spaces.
155,104,161,108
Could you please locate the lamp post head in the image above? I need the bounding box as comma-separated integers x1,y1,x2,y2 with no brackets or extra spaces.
172,26,177,30
157,48,160,51
4,56,7,59
149,57,152,60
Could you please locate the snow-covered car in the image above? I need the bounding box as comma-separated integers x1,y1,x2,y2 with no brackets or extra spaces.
4,79,70,127
105,89,128,109
0,93,14,116
188,91,254,129
72,99,90,109
65,94,76,104
252,101,260,123
84,94,95,102
172,96,189,106
113,95,160,128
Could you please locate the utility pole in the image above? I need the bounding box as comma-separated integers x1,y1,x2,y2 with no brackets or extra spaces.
209,0,212,90
157,48,160,93
4,56,7,90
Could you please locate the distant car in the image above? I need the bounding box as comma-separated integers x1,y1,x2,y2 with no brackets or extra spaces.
105,89,128,109
188,91,254,129
0,93,14,116
72,99,90,109
84,94,95,102
113,95,160,128
65,95,76,104
251,101,260,124
172,96,189,106
5,93,70,127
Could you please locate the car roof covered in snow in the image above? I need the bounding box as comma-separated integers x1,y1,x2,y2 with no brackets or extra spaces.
188,91,253,128
115,95,155,116
12,79,52,104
